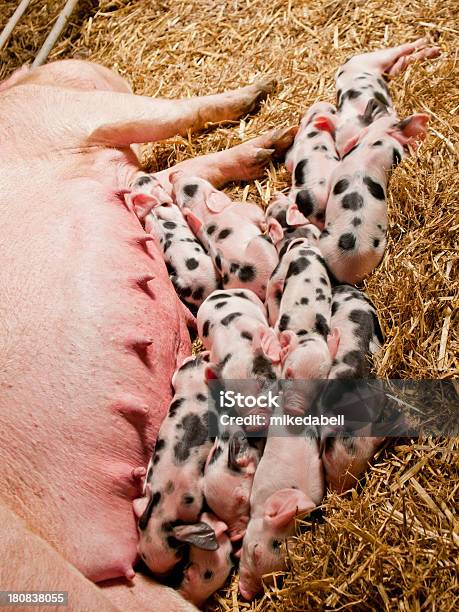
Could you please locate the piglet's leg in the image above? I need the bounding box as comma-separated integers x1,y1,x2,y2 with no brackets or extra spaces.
387,45,441,76
347,38,440,76
155,126,297,189
84,79,276,146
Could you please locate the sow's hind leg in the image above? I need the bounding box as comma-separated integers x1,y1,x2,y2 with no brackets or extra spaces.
154,126,298,188
81,77,278,147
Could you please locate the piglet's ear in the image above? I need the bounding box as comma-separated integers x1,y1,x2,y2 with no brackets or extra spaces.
327,327,340,360
204,364,219,383
128,192,158,220
313,114,336,134
177,354,198,369
173,522,218,550
183,208,203,235
168,169,185,185
279,330,298,363
390,113,429,147
341,134,360,157
264,488,316,529
206,191,232,213
132,496,149,519
267,217,284,245
228,431,251,470
201,512,228,538
286,203,308,226
252,326,282,363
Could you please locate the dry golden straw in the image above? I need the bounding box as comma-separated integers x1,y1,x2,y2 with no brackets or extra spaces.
0,1,457,609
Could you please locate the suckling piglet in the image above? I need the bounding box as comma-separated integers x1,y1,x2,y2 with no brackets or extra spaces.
144,203,218,309
197,288,281,390
319,112,429,284
203,430,262,542
177,512,234,608
238,420,324,600
172,174,279,300
265,239,339,393
127,172,218,310
265,191,307,229
134,354,216,575
285,102,340,227
126,172,174,218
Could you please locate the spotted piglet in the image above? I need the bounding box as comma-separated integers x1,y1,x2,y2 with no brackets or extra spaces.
265,191,306,229
197,288,281,384
334,38,440,156
134,354,216,575
265,240,339,395
285,102,340,227
203,430,262,543
319,112,429,284
328,284,384,379
318,284,386,493
177,512,234,608
172,174,279,300
144,204,219,310
127,173,218,310
238,413,323,600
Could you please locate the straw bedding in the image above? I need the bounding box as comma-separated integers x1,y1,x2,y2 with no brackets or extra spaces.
0,0,457,609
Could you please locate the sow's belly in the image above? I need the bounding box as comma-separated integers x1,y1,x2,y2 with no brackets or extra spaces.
0,173,191,582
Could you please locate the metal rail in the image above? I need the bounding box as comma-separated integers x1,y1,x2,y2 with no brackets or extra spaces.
0,0,32,51
33,0,80,67
0,0,80,67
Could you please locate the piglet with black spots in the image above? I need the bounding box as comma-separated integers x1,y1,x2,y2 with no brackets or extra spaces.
177,512,234,608
265,240,339,400
285,102,340,227
320,112,429,284
334,38,440,156
127,173,218,309
327,284,383,379
238,416,323,600
134,354,216,575
203,430,262,543
318,284,386,493
198,288,282,386
172,174,279,300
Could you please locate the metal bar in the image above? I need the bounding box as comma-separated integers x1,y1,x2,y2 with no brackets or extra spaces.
32,0,80,68
0,0,33,51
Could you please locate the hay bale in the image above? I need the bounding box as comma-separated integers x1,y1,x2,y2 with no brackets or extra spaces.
0,0,457,609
